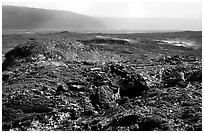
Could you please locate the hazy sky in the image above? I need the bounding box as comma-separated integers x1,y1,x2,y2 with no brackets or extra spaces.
3,0,202,18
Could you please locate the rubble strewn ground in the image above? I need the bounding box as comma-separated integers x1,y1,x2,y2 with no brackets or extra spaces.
2,31,202,131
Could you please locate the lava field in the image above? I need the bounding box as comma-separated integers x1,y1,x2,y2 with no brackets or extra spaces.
2,31,202,131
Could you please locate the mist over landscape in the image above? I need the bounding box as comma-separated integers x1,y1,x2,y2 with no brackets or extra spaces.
2,6,105,32
2,5,202,33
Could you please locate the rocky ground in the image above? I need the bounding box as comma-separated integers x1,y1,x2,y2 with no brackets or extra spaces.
2,31,202,131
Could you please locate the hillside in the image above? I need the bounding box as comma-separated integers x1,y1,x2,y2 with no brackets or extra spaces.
2,6,106,31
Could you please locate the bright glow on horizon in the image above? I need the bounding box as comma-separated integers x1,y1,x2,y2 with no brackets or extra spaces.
2,0,202,18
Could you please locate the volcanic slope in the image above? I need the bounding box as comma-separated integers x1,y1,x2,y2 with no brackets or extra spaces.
2,31,202,131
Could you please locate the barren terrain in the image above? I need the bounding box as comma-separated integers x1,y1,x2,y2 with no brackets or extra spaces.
2,31,202,131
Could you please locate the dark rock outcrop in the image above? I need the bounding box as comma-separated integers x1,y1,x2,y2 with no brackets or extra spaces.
119,74,149,98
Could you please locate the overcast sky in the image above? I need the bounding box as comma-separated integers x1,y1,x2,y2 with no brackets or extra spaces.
3,0,202,18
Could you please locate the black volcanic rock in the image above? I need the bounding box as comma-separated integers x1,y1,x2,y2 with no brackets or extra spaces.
2,40,47,71
160,67,186,88
108,63,150,98
119,74,149,98
2,34,202,131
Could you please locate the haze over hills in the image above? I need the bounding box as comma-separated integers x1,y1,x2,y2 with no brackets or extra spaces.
2,6,106,31
2,5,202,33
96,17,202,31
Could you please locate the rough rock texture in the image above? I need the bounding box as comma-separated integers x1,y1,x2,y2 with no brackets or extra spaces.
2,37,202,131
